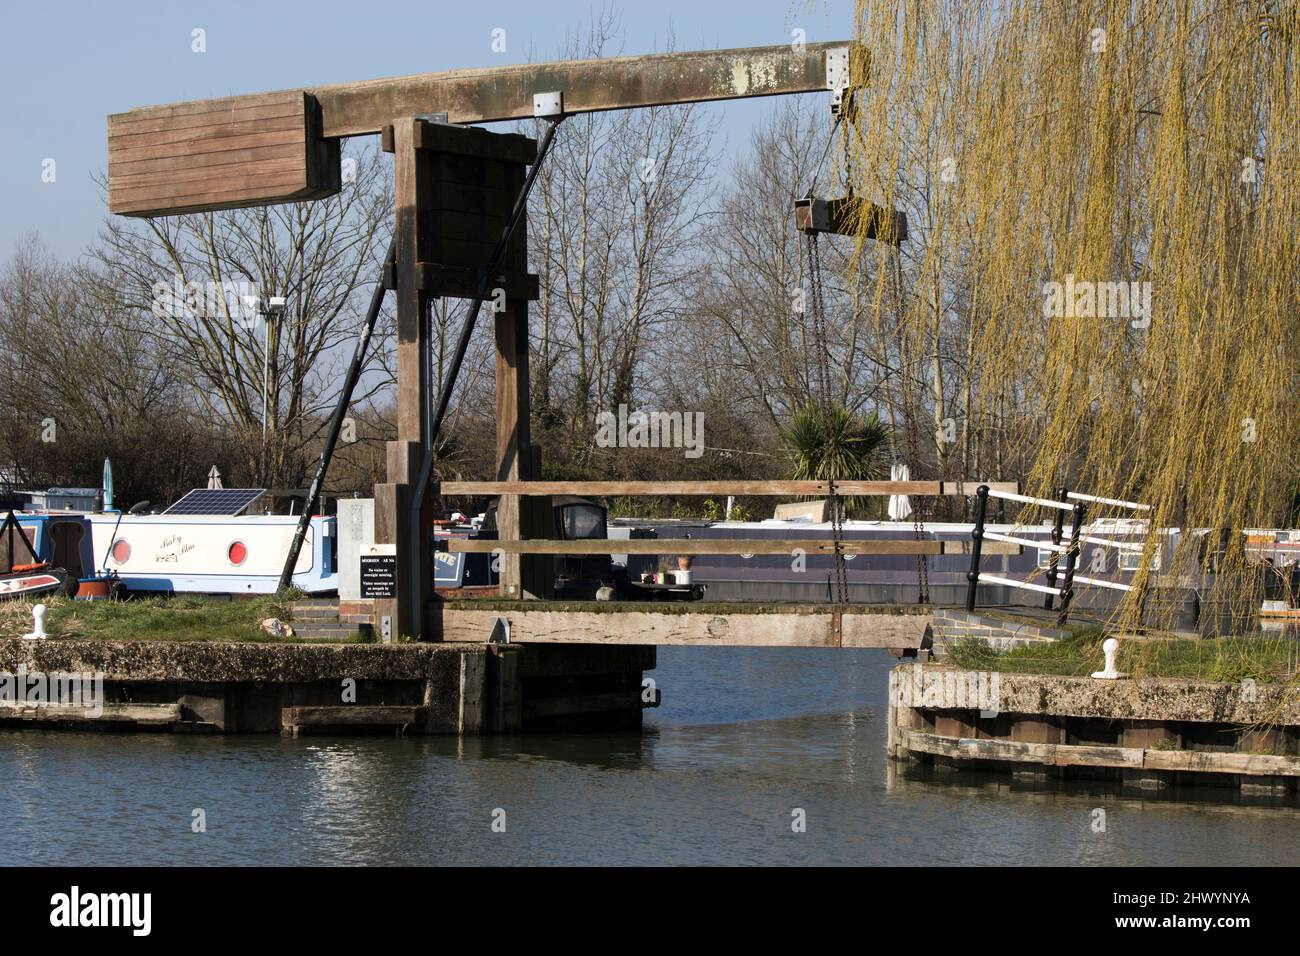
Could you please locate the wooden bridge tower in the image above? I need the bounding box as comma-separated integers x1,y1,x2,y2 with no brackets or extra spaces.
107,43,877,642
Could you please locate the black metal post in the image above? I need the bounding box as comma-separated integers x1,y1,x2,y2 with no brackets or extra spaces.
276,240,396,592
1056,501,1086,627
965,484,989,612
1043,485,1068,610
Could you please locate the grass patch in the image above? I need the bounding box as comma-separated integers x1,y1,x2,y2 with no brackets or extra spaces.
946,624,1300,684
0,593,317,643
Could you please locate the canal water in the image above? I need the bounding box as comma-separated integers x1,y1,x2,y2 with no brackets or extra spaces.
2,648,1298,866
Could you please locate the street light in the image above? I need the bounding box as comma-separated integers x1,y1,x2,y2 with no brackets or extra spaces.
251,295,287,487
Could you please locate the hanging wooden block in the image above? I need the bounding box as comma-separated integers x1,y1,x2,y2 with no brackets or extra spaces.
794,195,907,245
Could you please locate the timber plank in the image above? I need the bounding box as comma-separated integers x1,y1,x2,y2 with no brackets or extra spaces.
109,153,304,188
436,604,931,648
440,607,840,646
902,729,1147,769
443,537,1017,556
108,145,307,183
901,728,1300,777
108,110,305,149
109,127,306,163
107,90,311,128
1142,749,1300,777
0,702,181,726
312,42,852,136
107,100,308,138
840,613,932,648
440,480,1019,497
110,164,306,201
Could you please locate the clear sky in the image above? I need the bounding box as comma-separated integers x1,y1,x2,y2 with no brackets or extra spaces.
0,0,854,260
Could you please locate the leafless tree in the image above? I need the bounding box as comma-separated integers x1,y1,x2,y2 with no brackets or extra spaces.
90,144,393,489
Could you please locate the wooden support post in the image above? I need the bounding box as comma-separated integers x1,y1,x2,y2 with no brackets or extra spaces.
374,118,434,641
1121,721,1180,790
493,161,551,600
495,297,551,599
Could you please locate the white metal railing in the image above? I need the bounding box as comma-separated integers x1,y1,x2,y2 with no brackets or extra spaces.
968,484,1152,624
984,531,1066,553
986,489,1075,512
1075,534,1144,552
1071,574,1134,592
973,573,1062,596
1066,491,1151,512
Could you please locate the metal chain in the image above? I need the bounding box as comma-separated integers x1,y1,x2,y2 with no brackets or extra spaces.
806,233,848,605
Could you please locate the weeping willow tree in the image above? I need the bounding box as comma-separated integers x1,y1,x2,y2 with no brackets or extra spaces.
841,0,1298,641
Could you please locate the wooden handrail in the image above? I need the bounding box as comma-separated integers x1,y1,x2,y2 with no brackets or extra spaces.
442,538,1021,556
438,480,1020,497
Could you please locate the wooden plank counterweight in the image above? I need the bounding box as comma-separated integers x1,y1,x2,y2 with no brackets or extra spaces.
108,90,340,217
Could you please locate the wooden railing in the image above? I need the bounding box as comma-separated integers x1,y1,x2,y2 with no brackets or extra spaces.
440,480,1021,497
444,538,1020,556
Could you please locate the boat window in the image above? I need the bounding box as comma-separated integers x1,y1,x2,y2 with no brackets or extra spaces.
1119,544,1160,571
560,504,606,540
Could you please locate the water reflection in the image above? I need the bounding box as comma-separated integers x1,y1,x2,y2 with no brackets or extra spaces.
0,647,1297,865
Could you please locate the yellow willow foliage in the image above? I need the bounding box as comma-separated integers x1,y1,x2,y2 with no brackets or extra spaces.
843,1,1298,643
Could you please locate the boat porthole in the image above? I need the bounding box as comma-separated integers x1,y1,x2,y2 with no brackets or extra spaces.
228,541,247,567
111,539,131,564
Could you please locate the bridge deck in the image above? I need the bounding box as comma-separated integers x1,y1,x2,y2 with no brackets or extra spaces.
435,600,933,648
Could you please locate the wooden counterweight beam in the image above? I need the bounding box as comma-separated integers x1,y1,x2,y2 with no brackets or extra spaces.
311,42,857,137
108,43,858,217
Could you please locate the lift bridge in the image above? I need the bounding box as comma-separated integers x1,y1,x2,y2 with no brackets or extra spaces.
108,42,1037,655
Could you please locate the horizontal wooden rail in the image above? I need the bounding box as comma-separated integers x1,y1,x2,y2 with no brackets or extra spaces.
442,538,1020,556
438,604,932,648
439,480,1020,497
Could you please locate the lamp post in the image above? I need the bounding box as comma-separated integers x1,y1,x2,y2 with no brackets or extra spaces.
253,295,287,488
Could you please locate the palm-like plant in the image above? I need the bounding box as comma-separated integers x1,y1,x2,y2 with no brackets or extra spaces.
781,404,892,515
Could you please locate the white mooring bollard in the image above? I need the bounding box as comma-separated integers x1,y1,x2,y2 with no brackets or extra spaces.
22,603,48,641
1090,637,1126,679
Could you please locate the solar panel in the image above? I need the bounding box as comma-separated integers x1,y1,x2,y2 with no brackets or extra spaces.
162,488,266,516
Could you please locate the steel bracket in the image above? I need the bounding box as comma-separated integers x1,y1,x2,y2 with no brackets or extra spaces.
825,46,851,116
533,90,564,118
488,616,512,645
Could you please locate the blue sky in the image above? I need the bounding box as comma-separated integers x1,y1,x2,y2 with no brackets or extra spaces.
0,0,854,260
